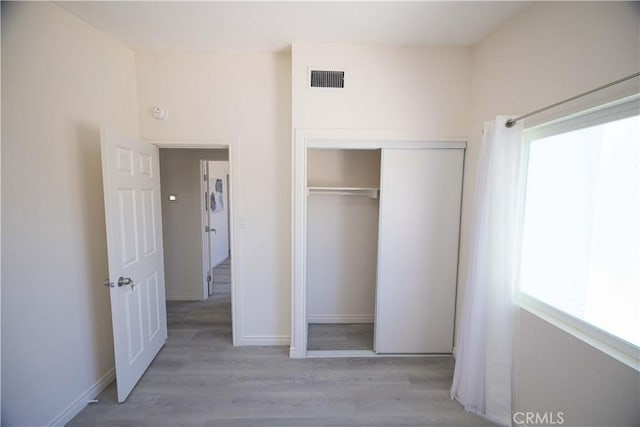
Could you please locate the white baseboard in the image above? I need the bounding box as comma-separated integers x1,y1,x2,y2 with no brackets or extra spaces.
48,367,115,427
306,350,452,358
307,315,374,323
166,295,202,301
240,335,290,346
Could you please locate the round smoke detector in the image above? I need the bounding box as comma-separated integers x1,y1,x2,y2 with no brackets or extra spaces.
152,107,168,120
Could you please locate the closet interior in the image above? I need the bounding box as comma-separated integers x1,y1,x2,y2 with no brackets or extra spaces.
306,148,380,351
302,143,465,355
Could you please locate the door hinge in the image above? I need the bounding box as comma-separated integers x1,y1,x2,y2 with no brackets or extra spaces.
204,174,208,181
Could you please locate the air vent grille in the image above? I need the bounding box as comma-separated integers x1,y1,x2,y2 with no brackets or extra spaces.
310,70,344,88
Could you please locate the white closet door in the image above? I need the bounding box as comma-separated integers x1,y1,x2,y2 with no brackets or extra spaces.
375,148,463,354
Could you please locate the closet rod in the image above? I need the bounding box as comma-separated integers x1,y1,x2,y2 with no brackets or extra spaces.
505,72,640,128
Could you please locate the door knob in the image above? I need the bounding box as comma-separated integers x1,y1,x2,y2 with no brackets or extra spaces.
103,279,114,288
117,277,135,290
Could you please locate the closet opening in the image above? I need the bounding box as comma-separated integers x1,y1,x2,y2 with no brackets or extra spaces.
306,148,381,353
292,130,466,359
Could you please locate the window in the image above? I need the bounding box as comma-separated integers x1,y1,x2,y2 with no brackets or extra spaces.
519,96,640,367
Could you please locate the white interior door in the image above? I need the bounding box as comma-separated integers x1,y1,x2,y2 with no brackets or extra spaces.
101,126,167,402
207,161,230,267
375,148,464,353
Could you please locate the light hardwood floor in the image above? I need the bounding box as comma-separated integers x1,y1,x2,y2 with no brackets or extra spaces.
70,258,492,426
307,323,374,351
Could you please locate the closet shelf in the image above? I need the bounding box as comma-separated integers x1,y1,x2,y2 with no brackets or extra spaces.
307,186,379,199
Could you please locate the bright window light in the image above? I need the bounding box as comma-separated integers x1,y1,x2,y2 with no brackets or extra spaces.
520,114,640,348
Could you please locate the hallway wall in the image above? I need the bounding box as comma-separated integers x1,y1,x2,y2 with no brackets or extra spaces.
159,149,228,301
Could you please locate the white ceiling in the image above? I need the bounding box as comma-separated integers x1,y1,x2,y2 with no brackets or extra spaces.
57,1,529,51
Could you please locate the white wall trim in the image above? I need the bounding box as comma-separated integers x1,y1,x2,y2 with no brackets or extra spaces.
150,139,243,347
291,128,467,359
519,293,640,372
306,350,453,358
298,128,467,147
307,350,377,358
48,368,115,427
309,139,467,150
291,129,308,359
240,335,291,346
307,315,374,323
147,139,233,149
199,160,210,301
227,141,242,347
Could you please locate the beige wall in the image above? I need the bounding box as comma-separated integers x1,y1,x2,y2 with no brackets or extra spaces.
465,2,640,426
1,2,139,425
159,148,228,300
292,43,470,136
2,2,638,425
136,50,292,343
292,43,470,341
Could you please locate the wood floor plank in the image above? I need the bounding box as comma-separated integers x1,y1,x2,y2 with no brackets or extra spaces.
308,323,374,350
69,257,492,426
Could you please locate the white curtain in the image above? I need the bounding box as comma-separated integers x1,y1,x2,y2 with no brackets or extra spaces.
451,116,527,426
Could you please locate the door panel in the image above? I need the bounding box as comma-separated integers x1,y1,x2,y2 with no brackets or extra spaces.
375,148,463,354
118,189,138,266
101,126,167,402
140,189,156,256
125,289,144,361
146,271,161,339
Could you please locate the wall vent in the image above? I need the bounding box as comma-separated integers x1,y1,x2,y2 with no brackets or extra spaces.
310,70,344,88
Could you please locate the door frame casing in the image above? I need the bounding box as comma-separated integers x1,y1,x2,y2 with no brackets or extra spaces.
200,159,210,299
151,140,241,347
291,128,467,359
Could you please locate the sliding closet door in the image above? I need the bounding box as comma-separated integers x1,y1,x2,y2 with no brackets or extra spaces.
375,148,463,354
